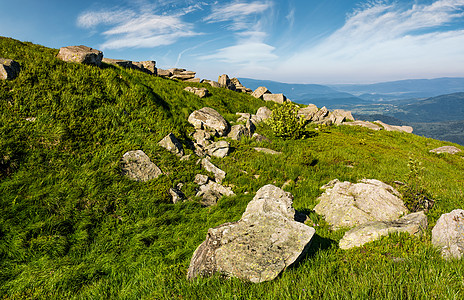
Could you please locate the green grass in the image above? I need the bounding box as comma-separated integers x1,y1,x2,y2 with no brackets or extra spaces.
1,37,464,299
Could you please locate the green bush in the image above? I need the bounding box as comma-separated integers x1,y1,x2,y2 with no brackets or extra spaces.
266,101,306,139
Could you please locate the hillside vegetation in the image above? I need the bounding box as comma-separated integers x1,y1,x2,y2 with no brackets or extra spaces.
1,37,464,299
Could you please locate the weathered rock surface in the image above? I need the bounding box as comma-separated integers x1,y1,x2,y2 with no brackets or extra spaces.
314,179,408,230
228,124,249,141
202,79,221,88
188,107,229,136
254,147,282,155
102,58,134,68
201,158,226,183
231,77,252,93
252,133,270,143
157,68,172,77
333,109,355,125
170,187,185,204
120,150,162,182
194,174,209,185
158,133,184,156
184,87,209,98
263,93,286,104
429,146,462,155
187,184,315,283
0,58,21,80
339,211,427,249
432,209,464,259
57,45,103,67
298,105,319,120
196,181,235,206
311,106,330,123
205,141,230,158
343,120,382,131
192,130,213,147
252,106,272,123
171,69,196,81
251,86,271,99
138,61,157,74
375,120,413,133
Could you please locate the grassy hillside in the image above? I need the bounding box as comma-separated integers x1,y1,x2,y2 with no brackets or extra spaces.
1,37,464,299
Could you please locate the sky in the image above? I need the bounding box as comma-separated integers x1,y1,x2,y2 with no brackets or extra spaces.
1,0,464,84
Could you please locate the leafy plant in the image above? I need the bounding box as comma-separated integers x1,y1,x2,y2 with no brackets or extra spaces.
266,101,307,139
401,157,434,212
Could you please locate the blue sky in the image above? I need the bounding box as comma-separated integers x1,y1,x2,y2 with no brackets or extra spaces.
1,0,464,83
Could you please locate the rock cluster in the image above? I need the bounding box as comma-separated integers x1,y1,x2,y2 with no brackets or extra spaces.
298,105,354,125
102,58,157,75
184,87,209,98
195,172,234,206
187,184,315,283
0,58,20,80
57,45,103,67
216,74,252,93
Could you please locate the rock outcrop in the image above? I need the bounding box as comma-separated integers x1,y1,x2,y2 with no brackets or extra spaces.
188,107,230,136
218,74,235,91
314,179,408,230
57,45,103,67
429,146,462,155
230,78,252,93
432,209,464,259
184,87,209,98
170,68,197,81
251,86,271,99
187,184,315,283
103,58,157,75
158,133,184,157
343,120,382,131
0,58,21,80
375,121,413,133
120,150,162,182
196,180,235,207
339,211,427,249
263,93,287,104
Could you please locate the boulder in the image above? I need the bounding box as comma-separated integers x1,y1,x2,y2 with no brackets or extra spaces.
343,120,382,131
218,74,231,87
170,187,185,204
0,58,21,80
102,58,133,68
236,113,251,123
314,179,408,230
375,121,413,133
194,174,209,185
158,133,184,156
197,181,234,200
205,141,230,158
139,61,157,74
311,106,329,123
253,106,272,123
339,211,428,249
298,105,319,121
263,93,286,104
157,68,172,77
230,78,252,93
184,87,209,98
192,130,213,147
187,184,315,283
228,124,249,141
333,109,355,125
254,147,282,155
251,86,270,99
432,209,464,259
188,107,229,136
252,133,270,143
246,119,256,135
120,150,162,182
171,70,196,80
429,146,462,155
201,158,226,183
202,80,221,88
57,45,103,67
185,78,201,83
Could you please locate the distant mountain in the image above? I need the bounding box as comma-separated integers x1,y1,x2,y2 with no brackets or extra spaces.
238,78,366,108
329,77,464,101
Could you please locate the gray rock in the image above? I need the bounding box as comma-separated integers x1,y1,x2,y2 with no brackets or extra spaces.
202,80,221,88
170,187,185,204
139,61,157,74
205,141,230,158
246,119,256,135
311,106,330,123
192,130,213,147
102,58,133,68
197,181,235,198
201,158,226,183
218,74,234,89
185,78,201,83
158,133,184,156
251,86,270,99
228,124,249,141
253,106,272,123
254,147,282,155
194,174,209,185
263,93,286,104
184,87,209,98
187,184,315,283
236,112,251,123
314,179,408,230
157,68,172,77
339,211,428,249
120,150,162,182
432,209,464,259
57,45,103,67
343,120,382,131
332,109,355,125
375,120,413,133
252,133,270,143
429,146,462,154
0,58,21,80
188,107,229,136
298,105,319,121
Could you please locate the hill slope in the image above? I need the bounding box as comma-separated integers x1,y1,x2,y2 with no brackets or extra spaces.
1,37,464,299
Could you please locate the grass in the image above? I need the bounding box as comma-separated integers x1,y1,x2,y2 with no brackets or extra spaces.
1,37,464,299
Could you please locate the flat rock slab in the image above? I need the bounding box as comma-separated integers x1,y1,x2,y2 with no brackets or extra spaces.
375,120,413,133
187,184,315,283
339,211,428,249
121,150,162,182
188,107,229,136
263,93,286,104
429,146,462,154
343,121,382,131
314,179,408,230
158,133,184,156
205,140,230,158
432,209,464,259
254,147,282,155
201,158,226,183
57,45,103,67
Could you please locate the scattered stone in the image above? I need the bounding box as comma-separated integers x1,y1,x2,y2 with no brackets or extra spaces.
25,117,36,122
201,158,226,183
0,58,21,80
202,79,221,88
375,120,413,133
314,179,408,230
432,209,464,259
194,174,209,185
184,87,209,98
254,147,282,155
197,181,235,198
170,187,185,204
339,211,428,249
252,133,270,143
253,106,272,123
57,45,103,67
192,130,213,147
298,105,319,121
187,184,315,283
263,93,286,104
205,141,230,158
343,120,382,131
429,146,462,155
102,58,133,68
158,133,184,157
120,150,162,182
228,124,249,141
251,86,271,99
188,107,230,136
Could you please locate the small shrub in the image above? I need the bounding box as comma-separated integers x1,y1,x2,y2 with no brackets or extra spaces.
401,157,434,212
266,102,306,139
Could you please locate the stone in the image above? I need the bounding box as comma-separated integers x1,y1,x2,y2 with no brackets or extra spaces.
218,74,230,87
157,68,172,77
314,179,408,230
185,78,201,83
188,107,230,136
311,106,330,123
228,124,249,141
230,78,252,93
139,61,157,74
170,187,185,204
205,141,230,158
194,174,209,185
102,58,133,68
253,106,272,123
192,130,213,147
263,93,286,104
187,184,316,283
343,120,382,131
298,105,319,121
120,150,162,182
333,109,355,125
429,146,462,155
251,87,270,99
184,87,209,98
57,45,103,67
236,113,251,123
339,211,428,249
202,80,221,88
171,71,196,80
201,158,226,183
432,209,464,259
158,133,184,156
0,58,21,80
252,133,270,143
246,119,256,135
254,147,282,155
375,121,413,133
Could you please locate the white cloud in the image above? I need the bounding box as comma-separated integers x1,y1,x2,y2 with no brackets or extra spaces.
200,42,277,64
204,1,271,24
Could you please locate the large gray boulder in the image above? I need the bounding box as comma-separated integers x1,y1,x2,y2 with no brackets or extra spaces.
158,133,184,156
339,211,427,249
218,74,235,90
252,106,272,123
188,107,229,136
228,124,249,141
432,209,464,259
102,58,133,68
333,109,355,125
429,146,462,154
263,93,286,104
205,141,230,158
314,179,408,230
343,120,382,131
0,58,21,80
184,87,209,98
251,86,270,99
201,158,226,183
187,184,315,283
120,150,162,182
298,105,319,121
57,45,103,67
